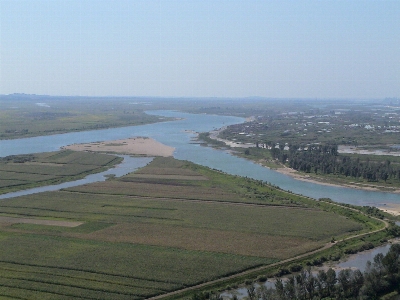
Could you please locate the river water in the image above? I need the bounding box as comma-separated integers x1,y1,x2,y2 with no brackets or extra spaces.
0,156,152,199
0,110,399,208
1,110,399,296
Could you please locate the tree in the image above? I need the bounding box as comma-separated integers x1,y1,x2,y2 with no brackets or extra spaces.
275,278,285,300
337,269,352,298
247,284,257,300
257,285,275,300
316,269,328,298
349,269,364,297
326,268,337,295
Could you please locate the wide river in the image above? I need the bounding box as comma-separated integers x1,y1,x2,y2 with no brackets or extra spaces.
0,110,399,208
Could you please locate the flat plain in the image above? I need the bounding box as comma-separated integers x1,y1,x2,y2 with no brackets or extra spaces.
0,150,121,194
0,155,369,299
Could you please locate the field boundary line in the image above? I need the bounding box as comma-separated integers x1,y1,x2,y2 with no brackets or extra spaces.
62,190,320,210
147,202,389,300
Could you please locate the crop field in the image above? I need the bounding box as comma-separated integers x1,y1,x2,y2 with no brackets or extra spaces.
0,156,371,299
68,158,314,206
0,234,272,300
0,150,121,194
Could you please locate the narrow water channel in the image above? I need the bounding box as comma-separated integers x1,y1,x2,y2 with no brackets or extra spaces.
0,156,152,199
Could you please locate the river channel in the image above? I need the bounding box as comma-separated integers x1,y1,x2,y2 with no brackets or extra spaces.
1,110,399,296
0,110,399,208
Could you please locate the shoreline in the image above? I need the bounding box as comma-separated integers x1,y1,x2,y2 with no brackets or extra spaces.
209,130,400,195
274,165,400,194
272,166,400,215
205,126,400,215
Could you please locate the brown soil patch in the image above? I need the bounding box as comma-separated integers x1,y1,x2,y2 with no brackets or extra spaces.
0,216,83,227
86,222,322,259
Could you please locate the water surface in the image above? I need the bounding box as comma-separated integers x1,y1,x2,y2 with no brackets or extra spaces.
1,110,399,207
0,156,152,199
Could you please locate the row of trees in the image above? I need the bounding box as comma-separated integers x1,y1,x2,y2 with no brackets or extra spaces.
269,143,400,182
193,244,400,300
245,244,400,299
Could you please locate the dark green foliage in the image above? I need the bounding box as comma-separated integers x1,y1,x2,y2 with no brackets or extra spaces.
271,143,400,183
229,244,400,299
289,264,303,273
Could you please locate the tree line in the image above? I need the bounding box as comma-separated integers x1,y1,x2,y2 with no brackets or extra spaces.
192,244,400,300
268,143,400,182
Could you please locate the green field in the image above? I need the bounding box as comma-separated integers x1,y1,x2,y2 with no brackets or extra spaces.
0,150,122,194
0,156,378,299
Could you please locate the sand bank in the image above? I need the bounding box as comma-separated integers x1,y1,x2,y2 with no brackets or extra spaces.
62,137,175,157
275,166,400,194
274,166,400,215
378,203,400,216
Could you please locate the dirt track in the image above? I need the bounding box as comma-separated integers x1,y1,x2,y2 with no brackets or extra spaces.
0,216,83,227
147,200,389,300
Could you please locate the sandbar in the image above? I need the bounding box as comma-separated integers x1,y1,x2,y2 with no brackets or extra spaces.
62,137,175,157
274,166,400,194
377,203,400,217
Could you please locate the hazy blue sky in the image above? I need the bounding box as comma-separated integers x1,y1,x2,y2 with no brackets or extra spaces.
1,0,399,98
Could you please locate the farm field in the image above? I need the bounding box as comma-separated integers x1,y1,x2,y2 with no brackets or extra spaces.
0,156,373,299
0,150,122,194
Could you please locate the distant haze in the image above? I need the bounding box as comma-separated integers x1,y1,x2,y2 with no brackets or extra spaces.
0,0,399,99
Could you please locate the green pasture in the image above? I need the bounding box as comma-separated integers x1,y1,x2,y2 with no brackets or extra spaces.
0,156,383,299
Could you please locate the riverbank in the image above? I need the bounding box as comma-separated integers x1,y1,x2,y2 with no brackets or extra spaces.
275,165,400,194
205,128,400,215
222,238,400,300
62,137,175,157
273,166,400,216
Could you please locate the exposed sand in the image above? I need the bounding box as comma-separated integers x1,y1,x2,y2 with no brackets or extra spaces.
62,137,175,157
275,166,400,193
208,127,255,148
378,203,400,216
275,166,400,215
206,127,400,196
